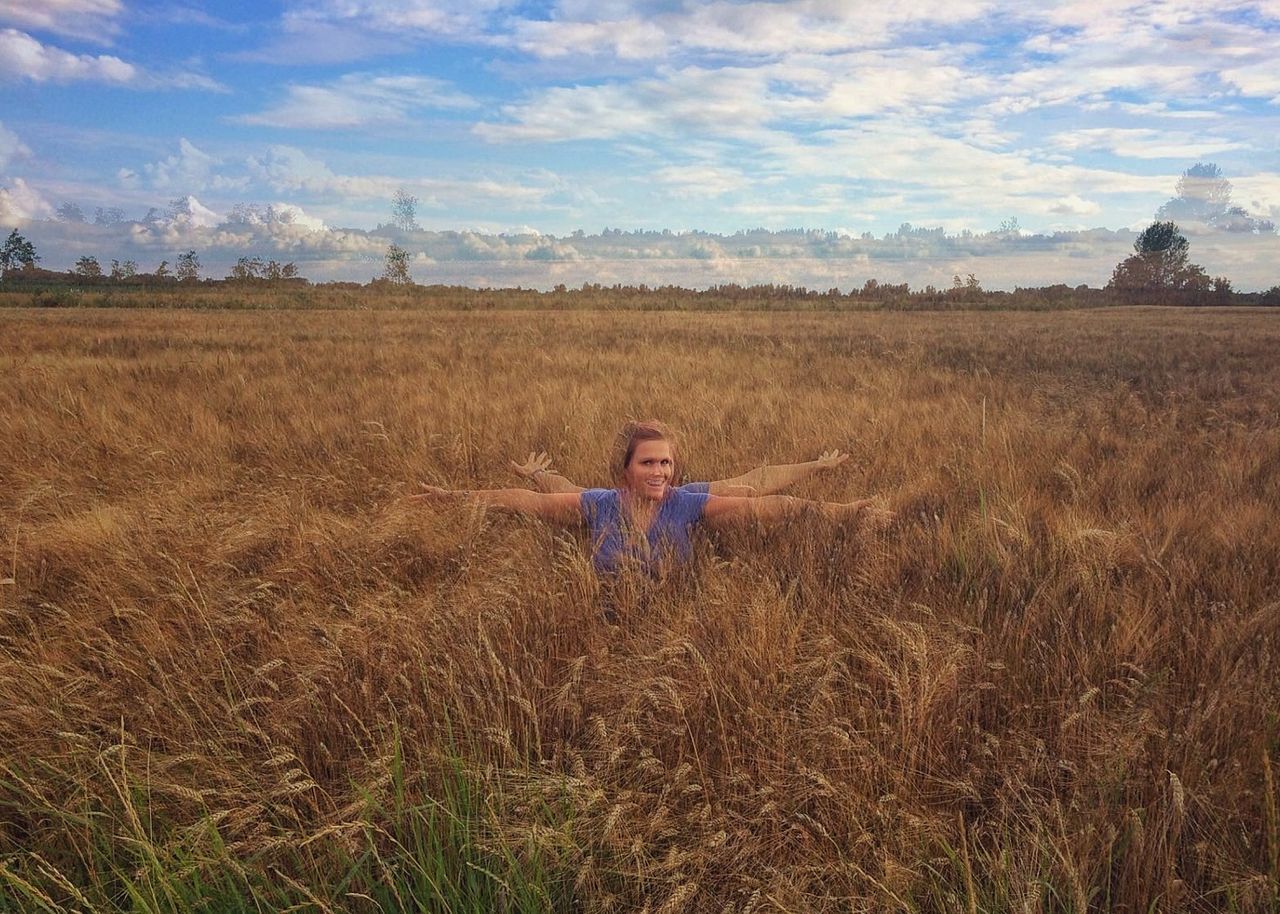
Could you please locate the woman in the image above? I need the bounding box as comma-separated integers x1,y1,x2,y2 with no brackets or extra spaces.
412,420,890,576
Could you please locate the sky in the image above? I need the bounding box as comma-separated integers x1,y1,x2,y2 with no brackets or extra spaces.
1,0,1278,290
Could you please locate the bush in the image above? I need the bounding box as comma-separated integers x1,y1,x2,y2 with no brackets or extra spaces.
33,286,84,308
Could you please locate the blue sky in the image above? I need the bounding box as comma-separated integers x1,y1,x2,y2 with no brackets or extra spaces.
2,0,1278,288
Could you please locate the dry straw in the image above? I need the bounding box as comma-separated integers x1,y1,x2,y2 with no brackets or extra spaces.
1,306,1278,911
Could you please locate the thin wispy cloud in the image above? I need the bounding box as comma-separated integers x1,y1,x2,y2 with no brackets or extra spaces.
0,29,136,83
1050,128,1248,160
237,74,475,130
0,28,226,89
0,0,123,43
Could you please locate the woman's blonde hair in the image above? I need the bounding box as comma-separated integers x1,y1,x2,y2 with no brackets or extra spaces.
610,419,680,484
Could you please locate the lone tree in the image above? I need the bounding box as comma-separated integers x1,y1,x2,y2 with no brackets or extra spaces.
176,250,201,282
1156,163,1275,234
0,229,39,277
229,256,265,281
56,202,86,223
74,255,103,277
1107,221,1211,293
94,207,126,225
390,189,420,232
263,260,299,281
382,243,412,284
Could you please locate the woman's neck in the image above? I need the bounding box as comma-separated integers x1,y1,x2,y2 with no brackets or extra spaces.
620,488,660,527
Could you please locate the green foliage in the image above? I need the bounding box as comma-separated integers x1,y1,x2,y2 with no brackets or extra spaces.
56,202,86,223
1107,221,1213,293
32,286,84,308
229,257,300,281
0,734,573,914
383,243,412,284
74,255,103,278
175,251,200,282
1157,162,1276,234
391,189,420,232
0,228,39,277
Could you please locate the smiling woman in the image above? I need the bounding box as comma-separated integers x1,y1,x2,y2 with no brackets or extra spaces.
412,419,892,576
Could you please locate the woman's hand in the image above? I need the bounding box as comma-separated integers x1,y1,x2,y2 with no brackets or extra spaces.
816,449,850,470
510,451,554,479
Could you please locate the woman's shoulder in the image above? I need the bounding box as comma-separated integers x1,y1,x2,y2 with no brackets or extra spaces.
580,488,620,514
665,483,710,517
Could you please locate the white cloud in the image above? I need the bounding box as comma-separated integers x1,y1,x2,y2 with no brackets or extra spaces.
0,0,122,43
236,73,475,129
228,202,328,232
507,0,996,60
652,164,748,197
141,138,217,190
0,28,136,83
476,49,987,144
119,138,248,193
0,120,31,170
245,145,550,213
163,194,221,229
1049,195,1102,216
0,29,226,89
1050,128,1248,159
476,81,669,143
247,146,399,198
282,0,519,39
754,121,1170,225
1221,61,1280,102
0,177,54,221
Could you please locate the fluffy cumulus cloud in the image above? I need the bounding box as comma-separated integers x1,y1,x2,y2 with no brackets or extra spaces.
0,0,123,42
171,195,221,228
227,202,328,232
0,177,54,221
237,73,474,129
247,145,400,198
118,138,243,192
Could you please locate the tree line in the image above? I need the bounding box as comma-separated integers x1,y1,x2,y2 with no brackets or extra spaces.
0,233,302,286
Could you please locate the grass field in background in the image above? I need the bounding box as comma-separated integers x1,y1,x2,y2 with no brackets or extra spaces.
2,306,1278,912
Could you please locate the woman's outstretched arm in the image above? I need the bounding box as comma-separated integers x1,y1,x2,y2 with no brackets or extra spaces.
707,450,849,497
702,492,893,529
411,484,583,523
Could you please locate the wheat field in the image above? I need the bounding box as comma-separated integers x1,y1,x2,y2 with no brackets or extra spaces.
1,305,1278,913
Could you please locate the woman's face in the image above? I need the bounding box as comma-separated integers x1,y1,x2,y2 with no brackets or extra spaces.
623,439,675,501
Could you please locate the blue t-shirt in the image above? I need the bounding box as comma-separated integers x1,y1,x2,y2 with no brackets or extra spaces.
580,484,710,575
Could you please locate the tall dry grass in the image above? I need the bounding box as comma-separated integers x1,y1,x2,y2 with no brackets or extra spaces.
1,306,1278,912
